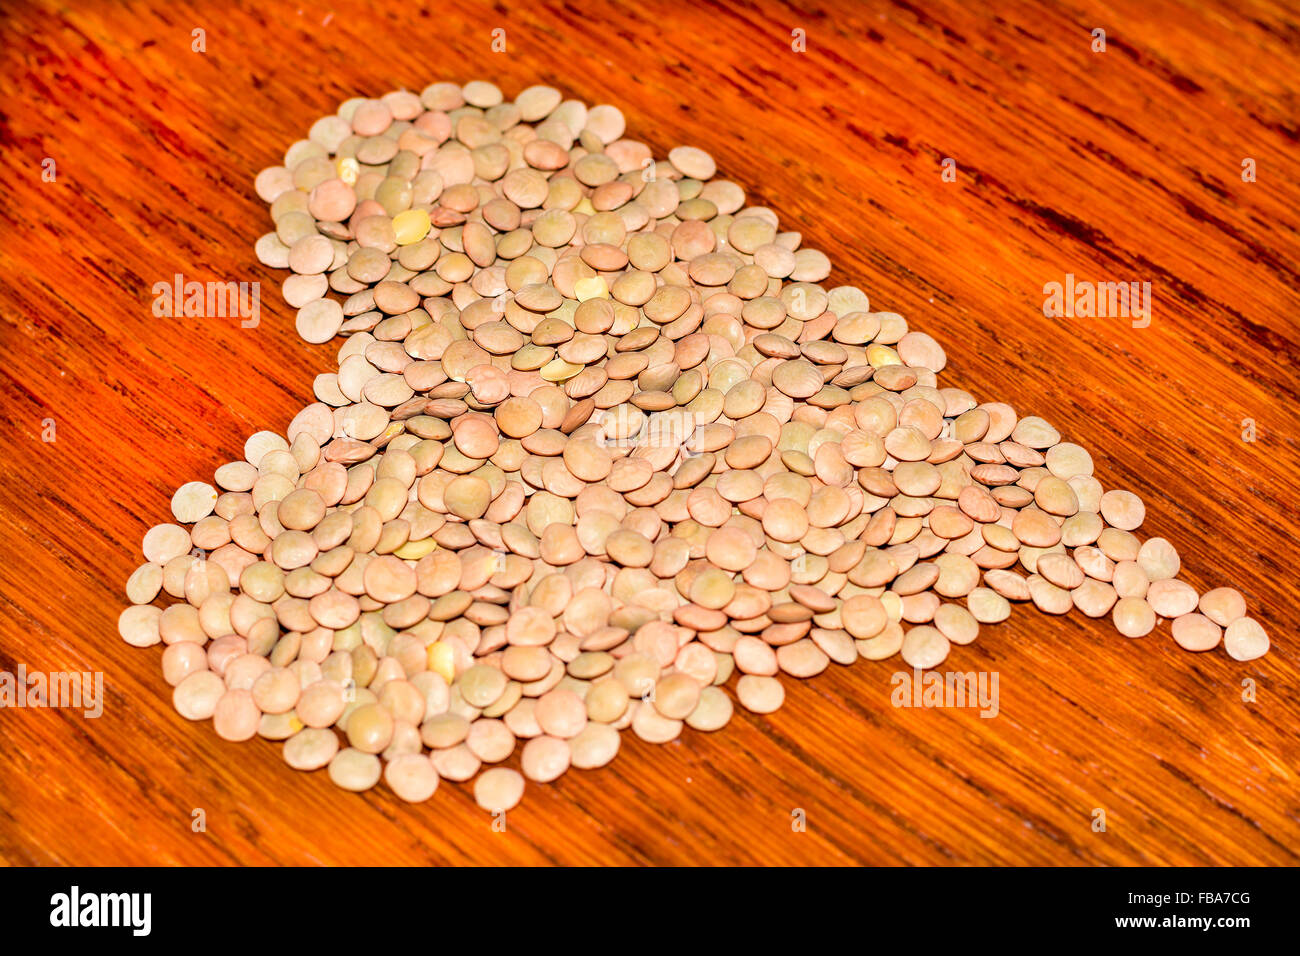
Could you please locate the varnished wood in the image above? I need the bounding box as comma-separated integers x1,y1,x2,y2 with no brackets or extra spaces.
1,0,1297,866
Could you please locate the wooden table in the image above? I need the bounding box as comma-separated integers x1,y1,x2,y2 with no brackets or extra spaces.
1,0,1296,866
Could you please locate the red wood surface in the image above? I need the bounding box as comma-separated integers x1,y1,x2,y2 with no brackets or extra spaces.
0,0,1297,865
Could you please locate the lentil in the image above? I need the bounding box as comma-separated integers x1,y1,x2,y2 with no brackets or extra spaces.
116,80,1275,815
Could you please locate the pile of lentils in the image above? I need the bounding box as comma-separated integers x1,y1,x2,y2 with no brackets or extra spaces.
119,81,1272,811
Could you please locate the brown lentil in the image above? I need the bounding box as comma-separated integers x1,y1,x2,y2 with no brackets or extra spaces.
116,80,1274,816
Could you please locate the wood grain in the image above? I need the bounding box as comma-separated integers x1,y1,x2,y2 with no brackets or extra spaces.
1,0,1297,866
